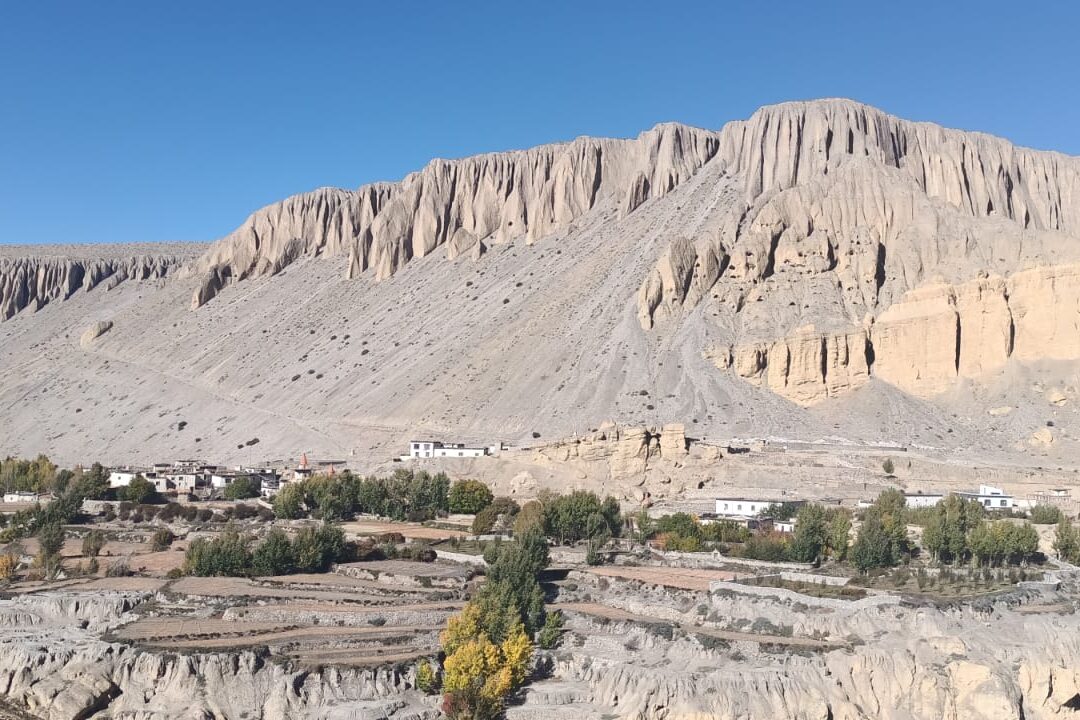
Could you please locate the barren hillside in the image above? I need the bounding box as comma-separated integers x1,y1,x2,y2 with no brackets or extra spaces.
3,99,1080,477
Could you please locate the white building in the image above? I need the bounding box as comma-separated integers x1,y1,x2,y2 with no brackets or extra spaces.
904,493,945,508
108,469,143,488
903,485,1013,510
714,497,802,517
958,485,1014,509
2,491,39,504
167,471,202,494
408,441,489,459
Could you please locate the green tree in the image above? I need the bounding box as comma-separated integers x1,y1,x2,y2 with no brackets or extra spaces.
184,527,253,576
536,610,564,649
293,523,347,573
224,476,260,500
272,482,306,519
481,527,549,635
630,509,655,544
38,521,65,557
850,514,895,572
882,458,895,476
252,528,297,576
826,509,852,560
788,504,828,563
1030,505,1064,525
1054,519,1080,562
118,475,157,504
416,658,439,694
543,491,620,544
81,529,105,557
448,480,494,514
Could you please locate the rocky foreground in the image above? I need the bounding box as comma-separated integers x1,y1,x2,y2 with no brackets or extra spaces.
3,566,1080,720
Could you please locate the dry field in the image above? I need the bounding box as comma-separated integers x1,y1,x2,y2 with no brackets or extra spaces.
105,572,460,670
340,519,468,541
554,602,837,649
584,565,745,591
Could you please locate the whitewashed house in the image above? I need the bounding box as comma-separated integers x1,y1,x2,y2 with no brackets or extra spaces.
408,441,489,459
903,485,1013,510
108,469,143,488
2,491,39,504
904,493,945,508
714,497,802,517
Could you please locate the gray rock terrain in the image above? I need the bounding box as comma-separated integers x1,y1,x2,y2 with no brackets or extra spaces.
3,99,1080,486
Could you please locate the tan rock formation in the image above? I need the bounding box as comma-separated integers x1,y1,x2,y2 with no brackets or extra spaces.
192,124,721,308
0,245,199,321
79,320,112,348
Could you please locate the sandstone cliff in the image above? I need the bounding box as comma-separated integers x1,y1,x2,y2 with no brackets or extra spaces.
190,123,721,308
0,245,200,321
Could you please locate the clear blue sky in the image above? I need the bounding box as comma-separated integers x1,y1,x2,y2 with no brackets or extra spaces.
2,1,1078,245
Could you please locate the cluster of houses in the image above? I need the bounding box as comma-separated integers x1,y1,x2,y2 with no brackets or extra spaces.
108,459,293,499
701,484,1035,536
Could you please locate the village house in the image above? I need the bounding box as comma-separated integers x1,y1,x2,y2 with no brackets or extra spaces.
108,468,152,488
407,440,491,459
714,497,804,517
2,491,40,504
903,485,1014,510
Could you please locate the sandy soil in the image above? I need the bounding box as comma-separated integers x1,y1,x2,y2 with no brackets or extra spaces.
584,565,745,591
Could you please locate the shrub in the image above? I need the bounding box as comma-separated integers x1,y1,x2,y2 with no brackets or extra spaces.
882,458,895,475
252,528,297,576
106,558,132,577
81,530,105,558
117,475,157,504
224,477,261,500
416,658,439,694
150,528,175,551
1030,505,1064,525
536,610,564,649
449,480,494,515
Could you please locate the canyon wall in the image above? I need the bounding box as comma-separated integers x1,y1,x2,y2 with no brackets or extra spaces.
191,123,722,308
0,246,199,321
719,265,1080,404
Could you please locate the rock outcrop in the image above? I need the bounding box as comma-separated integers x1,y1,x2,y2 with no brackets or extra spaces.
719,265,1080,403
191,123,722,308
0,246,199,321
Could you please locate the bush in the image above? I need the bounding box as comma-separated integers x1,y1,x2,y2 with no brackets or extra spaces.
150,528,175,551
448,480,494,515
252,528,297,576
117,475,157,504
106,558,132,577
536,610,564,649
81,530,105,558
224,476,261,500
1030,505,1064,525
184,528,253,577
416,658,439,694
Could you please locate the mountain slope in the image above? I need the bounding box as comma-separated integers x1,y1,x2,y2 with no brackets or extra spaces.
3,99,1080,472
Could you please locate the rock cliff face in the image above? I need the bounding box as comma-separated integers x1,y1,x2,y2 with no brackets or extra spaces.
0,246,199,321
718,264,1080,403
187,98,1080,408
0,592,433,720
191,123,721,308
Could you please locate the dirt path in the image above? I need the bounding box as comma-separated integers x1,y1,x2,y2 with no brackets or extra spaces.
554,602,839,649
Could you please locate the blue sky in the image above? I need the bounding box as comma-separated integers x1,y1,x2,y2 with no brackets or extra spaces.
2,1,1078,245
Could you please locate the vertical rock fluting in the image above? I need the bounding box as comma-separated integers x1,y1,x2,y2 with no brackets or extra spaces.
191,123,722,308
0,251,194,321
722,266,1080,402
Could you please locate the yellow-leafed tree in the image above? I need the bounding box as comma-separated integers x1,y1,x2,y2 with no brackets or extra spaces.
441,617,533,720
